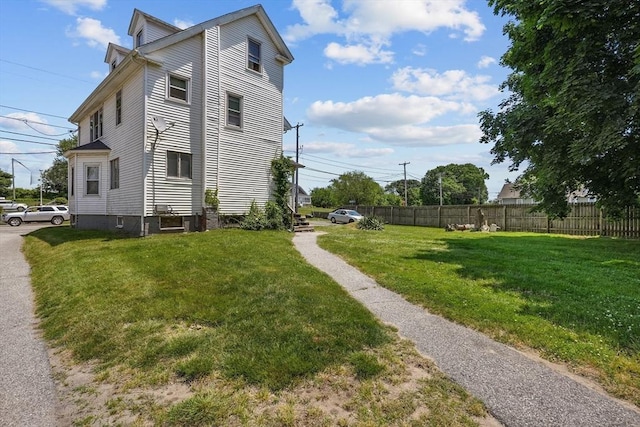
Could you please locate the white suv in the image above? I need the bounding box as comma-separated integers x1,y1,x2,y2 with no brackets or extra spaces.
2,205,70,226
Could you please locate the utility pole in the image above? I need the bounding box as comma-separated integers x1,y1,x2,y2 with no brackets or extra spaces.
39,170,43,205
399,162,410,206
294,123,304,213
439,173,443,206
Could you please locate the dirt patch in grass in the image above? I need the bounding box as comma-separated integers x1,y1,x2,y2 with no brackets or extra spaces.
49,336,502,426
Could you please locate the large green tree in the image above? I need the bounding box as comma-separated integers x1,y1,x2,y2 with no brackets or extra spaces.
479,0,639,217
330,171,384,205
42,136,77,198
310,187,336,208
0,169,12,197
385,179,422,206
421,164,489,205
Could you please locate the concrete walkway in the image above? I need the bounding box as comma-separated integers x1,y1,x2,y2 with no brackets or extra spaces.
293,231,640,427
0,225,58,426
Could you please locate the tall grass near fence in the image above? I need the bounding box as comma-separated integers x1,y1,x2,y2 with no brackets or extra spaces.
318,225,640,406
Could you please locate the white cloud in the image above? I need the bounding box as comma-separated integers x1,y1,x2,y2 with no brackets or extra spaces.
66,17,120,49
173,18,194,29
391,67,499,102
285,0,485,64
0,112,57,136
477,55,496,68
412,43,427,57
324,41,393,65
90,70,108,80
303,141,394,157
368,124,482,146
0,139,20,154
307,93,481,146
308,93,471,132
41,0,106,15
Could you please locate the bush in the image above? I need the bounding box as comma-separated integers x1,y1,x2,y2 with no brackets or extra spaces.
240,200,286,231
357,216,385,231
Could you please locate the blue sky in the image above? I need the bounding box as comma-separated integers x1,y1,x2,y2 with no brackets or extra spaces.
0,0,517,199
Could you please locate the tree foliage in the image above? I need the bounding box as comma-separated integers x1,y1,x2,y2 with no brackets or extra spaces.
420,164,489,205
42,135,77,198
0,169,12,197
270,155,294,228
330,171,384,206
479,0,640,217
310,187,336,208
385,179,422,206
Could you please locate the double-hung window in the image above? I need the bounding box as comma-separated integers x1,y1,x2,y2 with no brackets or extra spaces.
227,94,242,128
86,165,100,195
135,30,143,48
115,90,122,125
167,151,192,179
248,38,261,72
110,158,119,189
168,75,188,102
90,108,103,141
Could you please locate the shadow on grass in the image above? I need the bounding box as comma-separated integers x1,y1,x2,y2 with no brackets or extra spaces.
410,234,640,353
27,226,133,246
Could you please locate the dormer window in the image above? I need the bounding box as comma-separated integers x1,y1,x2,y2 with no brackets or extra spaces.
111,60,117,71
248,38,261,72
135,29,143,47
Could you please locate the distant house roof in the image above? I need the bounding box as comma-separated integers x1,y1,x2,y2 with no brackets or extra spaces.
497,183,521,199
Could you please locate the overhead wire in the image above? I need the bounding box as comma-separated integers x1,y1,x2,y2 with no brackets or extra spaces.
0,104,71,120
0,114,76,130
0,130,61,141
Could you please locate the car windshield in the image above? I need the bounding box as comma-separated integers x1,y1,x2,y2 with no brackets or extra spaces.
347,210,360,215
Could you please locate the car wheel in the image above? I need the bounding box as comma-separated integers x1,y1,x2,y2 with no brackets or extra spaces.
8,217,22,226
331,217,337,223
349,218,354,223
17,206,25,212
51,216,64,225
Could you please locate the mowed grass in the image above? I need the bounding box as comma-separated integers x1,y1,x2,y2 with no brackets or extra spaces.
23,227,489,425
317,225,640,406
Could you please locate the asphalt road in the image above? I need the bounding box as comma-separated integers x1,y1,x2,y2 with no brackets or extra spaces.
0,223,59,426
294,231,640,427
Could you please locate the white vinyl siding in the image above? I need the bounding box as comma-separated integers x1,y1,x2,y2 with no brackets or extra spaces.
214,15,284,214
144,34,203,216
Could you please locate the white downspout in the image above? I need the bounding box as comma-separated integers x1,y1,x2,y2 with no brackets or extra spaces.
141,63,148,237
216,25,221,205
201,31,207,223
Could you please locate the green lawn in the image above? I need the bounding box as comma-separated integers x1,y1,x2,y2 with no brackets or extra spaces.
24,227,488,426
317,225,640,406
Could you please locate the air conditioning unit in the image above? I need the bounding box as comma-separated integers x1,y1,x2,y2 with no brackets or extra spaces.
155,204,173,214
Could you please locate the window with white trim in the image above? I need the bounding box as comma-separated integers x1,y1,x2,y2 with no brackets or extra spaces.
85,165,100,195
90,108,103,141
167,151,192,179
227,93,242,128
168,75,188,102
135,29,143,47
115,90,122,125
248,38,261,72
110,158,119,189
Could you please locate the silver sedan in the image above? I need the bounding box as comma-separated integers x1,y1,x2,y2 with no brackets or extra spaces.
327,209,363,224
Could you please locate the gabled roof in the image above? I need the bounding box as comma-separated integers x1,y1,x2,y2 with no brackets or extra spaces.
497,183,521,199
104,43,131,64
138,4,293,64
128,8,181,37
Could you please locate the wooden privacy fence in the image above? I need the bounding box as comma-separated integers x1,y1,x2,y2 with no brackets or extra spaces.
332,203,639,238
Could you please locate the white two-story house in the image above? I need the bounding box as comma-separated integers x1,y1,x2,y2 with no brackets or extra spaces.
65,5,293,235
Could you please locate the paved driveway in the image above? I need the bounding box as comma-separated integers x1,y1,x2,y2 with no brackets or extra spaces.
0,223,59,426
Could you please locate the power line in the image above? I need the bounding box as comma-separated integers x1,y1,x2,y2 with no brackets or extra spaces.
301,152,399,172
0,104,70,120
0,136,58,146
0,59,95,84
0,130,61,141
0,151,56,154
0,114,76,130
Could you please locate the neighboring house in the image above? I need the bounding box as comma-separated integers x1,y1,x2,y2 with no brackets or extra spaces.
65,5,293,235
496,183,537,205
567,187,597,203
292,185,311,207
